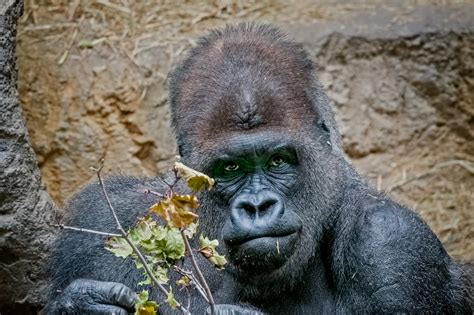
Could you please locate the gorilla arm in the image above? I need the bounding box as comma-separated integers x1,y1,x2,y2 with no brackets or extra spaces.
338,199,471,313
44,175,263,315
44,175,160,314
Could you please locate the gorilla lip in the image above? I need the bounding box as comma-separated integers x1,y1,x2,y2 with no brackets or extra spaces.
225,230,298,247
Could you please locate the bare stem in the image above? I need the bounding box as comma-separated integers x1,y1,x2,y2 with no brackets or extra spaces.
92,160,190,315
141,188,165,198
180,230,215,314
56,224,122,238
91,161,127,236
173,265,209,304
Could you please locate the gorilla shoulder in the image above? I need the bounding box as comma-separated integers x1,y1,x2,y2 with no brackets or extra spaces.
345,199,470,313
355,199,446,261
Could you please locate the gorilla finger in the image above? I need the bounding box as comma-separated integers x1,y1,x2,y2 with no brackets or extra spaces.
95,281,137,311
83,304,129,315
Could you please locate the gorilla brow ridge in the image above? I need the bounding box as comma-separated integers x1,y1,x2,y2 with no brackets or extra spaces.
168,23,317,137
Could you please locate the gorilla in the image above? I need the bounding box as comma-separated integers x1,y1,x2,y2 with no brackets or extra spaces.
45,24,471,314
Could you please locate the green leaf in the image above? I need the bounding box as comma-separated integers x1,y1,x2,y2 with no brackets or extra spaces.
199,235,227,269
165,288,178,309
137,290,149,301
138,276,151,286
199,235,219,250
163,227,185,260
151,224,168,240
208,252,228,270
176,275,190,287
153,265,169,285
135,290,158,315
130,218,154,242
133,259,169,286
105,237,133,258
183,222,198,238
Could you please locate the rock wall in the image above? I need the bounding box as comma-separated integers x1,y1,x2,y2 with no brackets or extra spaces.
6,4,472,311
0,1,55,313
17,5,473,262
0,1,468,314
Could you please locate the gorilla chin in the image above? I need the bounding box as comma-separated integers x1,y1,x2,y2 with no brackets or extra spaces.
226,232,301,276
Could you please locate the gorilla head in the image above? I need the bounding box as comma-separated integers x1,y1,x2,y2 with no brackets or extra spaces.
168,24,349,300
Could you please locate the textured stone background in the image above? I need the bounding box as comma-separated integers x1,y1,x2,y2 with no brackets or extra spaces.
1,1,473,313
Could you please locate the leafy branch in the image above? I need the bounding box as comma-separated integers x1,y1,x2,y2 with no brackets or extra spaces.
57,159,226,314
92,160,191,314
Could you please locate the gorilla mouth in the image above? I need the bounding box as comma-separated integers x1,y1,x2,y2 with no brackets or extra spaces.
230,231,297,247
226,232,299,273
225,228,299,247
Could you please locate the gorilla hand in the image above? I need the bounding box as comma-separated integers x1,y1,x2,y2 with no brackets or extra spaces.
48,279,137,315
208,304,265,315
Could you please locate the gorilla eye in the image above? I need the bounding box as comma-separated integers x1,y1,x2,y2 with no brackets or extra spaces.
224,161,239,172
269,155,286,167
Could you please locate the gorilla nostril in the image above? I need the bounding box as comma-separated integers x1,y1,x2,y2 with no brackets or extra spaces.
242,203,256,214
259,199,277,212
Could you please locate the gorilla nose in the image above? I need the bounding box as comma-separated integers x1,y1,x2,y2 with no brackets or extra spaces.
230,191,284,229
241,199,276,215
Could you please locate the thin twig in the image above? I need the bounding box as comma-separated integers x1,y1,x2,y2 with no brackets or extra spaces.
173,265,209,304
56,224,122,238
58,28,78,65
96,0,131,15
92,160,190,315
180,230,215,314
21,22,78,32
387,159,474,192
91,161,127,235
141,188,165,198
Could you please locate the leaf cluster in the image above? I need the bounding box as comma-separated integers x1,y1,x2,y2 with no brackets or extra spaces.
106,217,185,286
104,162,227,312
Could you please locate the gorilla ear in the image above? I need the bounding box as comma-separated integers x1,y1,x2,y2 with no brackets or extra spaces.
310,86,344,155
320,120,330,133
315,116,330,135
175,128,191,158
315,117,332,147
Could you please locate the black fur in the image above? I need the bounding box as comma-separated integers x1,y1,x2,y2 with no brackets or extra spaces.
46,24,472,314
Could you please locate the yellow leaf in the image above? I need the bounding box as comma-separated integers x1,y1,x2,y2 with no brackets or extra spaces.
174,162,215,192
149,194,199,228
135,290,158,315
137,305,157,315
176,275,190,286
172,194,199,210
149,200,172,226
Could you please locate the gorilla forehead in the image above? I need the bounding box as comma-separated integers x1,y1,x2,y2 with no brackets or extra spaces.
169,23,318,143
206,75,315,134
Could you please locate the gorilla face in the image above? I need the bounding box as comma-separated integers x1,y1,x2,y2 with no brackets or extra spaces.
209,132,303,275
190,125,338,294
